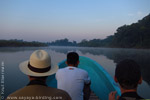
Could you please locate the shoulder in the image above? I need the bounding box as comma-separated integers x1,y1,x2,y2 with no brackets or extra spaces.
119,92,144,100
48,87,71,100
56,68,67,73
77,68,88,75
6,86,27,99
6,86,71,100
56,68,67,76
52,88,68,95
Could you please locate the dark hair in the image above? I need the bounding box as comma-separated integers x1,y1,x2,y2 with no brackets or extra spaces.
115,59,141,89
67,52,79,66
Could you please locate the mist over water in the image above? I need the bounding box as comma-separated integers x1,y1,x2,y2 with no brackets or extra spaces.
0,46,150,99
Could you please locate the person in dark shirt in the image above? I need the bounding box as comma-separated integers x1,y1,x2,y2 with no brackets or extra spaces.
109,59,143,100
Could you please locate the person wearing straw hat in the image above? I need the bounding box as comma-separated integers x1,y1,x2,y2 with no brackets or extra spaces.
6,50,71,100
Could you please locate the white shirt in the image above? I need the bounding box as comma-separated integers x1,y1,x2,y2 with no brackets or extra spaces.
56,66,91,100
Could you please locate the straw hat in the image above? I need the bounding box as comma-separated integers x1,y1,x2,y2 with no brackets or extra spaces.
19,50,58,76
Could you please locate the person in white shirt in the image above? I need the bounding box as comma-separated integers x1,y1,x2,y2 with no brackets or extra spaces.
56,52,91,100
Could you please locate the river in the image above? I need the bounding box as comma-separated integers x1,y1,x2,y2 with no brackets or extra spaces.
0,46,150,99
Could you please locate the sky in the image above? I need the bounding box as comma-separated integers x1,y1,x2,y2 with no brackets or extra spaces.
0,0,150,42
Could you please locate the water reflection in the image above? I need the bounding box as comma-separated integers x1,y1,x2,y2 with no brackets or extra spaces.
48,47,150,86
0,46,150,98
48,46,77,54
0,47,49,52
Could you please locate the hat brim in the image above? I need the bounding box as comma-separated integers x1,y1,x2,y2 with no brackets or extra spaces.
19,60,58,77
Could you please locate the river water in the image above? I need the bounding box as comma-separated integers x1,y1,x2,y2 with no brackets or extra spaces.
0,46,150,99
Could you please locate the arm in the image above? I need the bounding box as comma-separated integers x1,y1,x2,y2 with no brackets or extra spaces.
83,72,91,100
83,82,91,100
109,91,119,100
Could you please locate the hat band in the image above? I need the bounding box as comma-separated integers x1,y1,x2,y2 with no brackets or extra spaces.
28,62,51,73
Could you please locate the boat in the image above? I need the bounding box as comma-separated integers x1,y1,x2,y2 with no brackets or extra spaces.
47,56,121,100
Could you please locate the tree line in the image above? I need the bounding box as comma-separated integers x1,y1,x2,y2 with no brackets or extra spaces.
48,14,150,48
47,38,77,46
78,14,150,48
0,39,48,47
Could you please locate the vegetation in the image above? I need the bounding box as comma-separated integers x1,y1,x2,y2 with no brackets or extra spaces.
47,38,77,46
0,39,48,47
78,35,113,47
111,14,150,48
78,14,150,48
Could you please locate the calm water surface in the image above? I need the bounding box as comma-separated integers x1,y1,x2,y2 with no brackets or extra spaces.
0,46,150,99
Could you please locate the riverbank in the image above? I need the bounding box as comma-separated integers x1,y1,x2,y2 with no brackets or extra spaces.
0,39,48,47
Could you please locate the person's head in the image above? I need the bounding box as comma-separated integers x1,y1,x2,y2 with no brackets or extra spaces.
19,50,58,81
66,52,79,67
115,59,142,90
